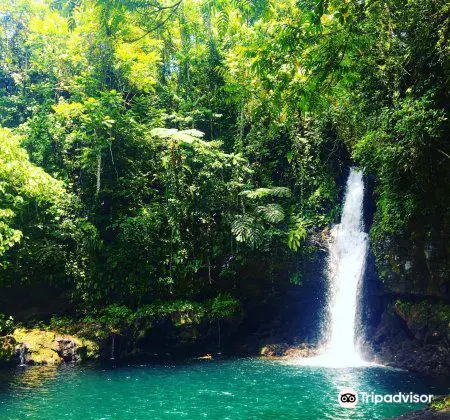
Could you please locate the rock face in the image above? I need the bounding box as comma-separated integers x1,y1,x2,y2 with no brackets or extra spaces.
116,315,241,360
55,338,77,362
394,301,449,344
372,225,449,300
361,180,449,377
366,303,450,376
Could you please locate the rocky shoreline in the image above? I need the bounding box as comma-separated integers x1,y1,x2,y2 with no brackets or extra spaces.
0,328,98,365
257,338,449,377
0,300,448,377
386,396,450,419
0,311,239,366
1,329,448,420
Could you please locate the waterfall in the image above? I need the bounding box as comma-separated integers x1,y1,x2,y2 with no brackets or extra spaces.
110,334,115,360
18,345,26,367
301,168,370,367
71,340,76,363
323,168,368,365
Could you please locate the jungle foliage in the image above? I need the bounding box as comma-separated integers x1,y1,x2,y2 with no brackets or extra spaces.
0,0,448,316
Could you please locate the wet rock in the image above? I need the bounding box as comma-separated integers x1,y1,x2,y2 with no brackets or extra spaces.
369,304,450,376
393,301,449,344
283,343,320,358
9,328,99,365
260,342,319,358
387,409,449,419
55,338,77,362
260,343,290,356
0,335,16,363
12,329,61,364
14,342,32,365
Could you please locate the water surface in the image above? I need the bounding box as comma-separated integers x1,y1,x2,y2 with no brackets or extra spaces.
0,358,447,419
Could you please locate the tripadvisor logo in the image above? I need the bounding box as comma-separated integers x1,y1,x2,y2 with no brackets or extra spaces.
338,388,433,408
338,388,358,408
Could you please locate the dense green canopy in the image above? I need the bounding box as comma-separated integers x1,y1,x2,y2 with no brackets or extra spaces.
0,0,448,313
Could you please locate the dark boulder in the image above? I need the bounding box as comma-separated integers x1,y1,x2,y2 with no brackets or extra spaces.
368,303,450,376
260,342,319,358
55,338,77,362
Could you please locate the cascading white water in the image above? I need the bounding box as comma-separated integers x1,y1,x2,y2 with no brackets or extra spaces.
110,334,115,360
18,345,26,367
71,340,76,363
299,168,369,367
323,167,368,365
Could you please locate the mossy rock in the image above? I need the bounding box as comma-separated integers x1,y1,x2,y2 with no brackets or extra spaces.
0,335,16,363
12,328,99,365
430,395,450,411
171,310,204,327
13,329,60,364
394,300,450,343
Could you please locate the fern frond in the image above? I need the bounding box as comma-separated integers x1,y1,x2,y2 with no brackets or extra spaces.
232,0,252,13
217,9,229,36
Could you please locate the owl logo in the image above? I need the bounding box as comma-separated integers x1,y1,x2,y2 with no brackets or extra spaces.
338,387,358,408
